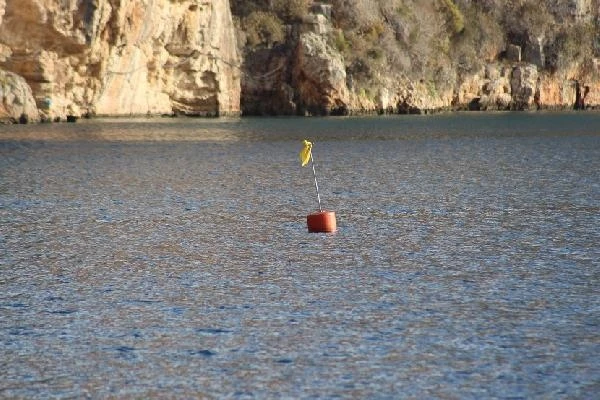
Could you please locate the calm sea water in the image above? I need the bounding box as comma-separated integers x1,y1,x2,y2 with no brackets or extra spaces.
1,113,599,399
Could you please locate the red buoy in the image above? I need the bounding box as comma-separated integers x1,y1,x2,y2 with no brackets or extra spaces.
307,211,337,233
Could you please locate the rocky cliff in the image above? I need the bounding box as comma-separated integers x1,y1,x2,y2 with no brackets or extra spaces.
1,0,599,122
0,0,240,122
235,0,600,115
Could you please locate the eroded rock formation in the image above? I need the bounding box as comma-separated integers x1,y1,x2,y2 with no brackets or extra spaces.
293,32,349,115
0,69,39,122
0,0,240,122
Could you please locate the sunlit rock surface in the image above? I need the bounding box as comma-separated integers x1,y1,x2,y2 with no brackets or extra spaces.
0,0,240,121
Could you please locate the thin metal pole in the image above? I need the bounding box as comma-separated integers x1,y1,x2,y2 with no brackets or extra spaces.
310,154,322,212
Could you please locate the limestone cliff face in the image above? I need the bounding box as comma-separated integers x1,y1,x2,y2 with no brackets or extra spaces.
293,32,349,115
0,0,240,121
0,69,39,122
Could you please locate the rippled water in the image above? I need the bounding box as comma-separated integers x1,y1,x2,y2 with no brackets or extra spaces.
1,113,599,398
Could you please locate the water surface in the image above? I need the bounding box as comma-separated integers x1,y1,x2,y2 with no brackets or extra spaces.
1,113,599,398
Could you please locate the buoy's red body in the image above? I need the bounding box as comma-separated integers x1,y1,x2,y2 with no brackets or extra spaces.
307,211,337,233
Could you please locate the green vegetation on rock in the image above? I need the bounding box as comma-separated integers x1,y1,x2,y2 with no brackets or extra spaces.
232,0,600,113
243,11,285,48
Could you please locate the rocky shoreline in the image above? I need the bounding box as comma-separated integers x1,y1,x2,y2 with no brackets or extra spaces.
3,97,598,125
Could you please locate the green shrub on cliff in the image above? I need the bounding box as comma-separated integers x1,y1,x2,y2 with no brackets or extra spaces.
230,0,266,17
273,0,310,23
243,11,284,48
441,0,465,34
332,29,349,54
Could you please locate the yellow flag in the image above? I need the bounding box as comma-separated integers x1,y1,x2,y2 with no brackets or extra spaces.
299,139,312,167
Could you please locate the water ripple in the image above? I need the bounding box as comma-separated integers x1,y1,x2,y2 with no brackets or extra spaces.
1,114,598,398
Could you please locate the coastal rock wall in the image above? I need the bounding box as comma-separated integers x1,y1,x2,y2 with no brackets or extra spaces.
293,32,349,115
1,1,599,121
0,69,39,122
236,1,600,115
241,46,296,115
240,25,350,116
0,0,240,121
460,62,600,112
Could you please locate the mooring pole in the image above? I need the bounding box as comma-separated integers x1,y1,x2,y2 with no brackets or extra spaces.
310,154,322,212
